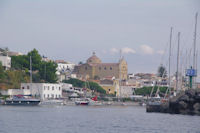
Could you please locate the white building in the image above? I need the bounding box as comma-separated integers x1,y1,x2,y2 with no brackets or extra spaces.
21,83,62,100
56,62,75,74
0,55,11,70
55,60,76,82
0,89,30,96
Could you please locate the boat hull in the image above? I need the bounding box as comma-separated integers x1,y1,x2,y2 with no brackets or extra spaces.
75,101,89,105
4,100,40,106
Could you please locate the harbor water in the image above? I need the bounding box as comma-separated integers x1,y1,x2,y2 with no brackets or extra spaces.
0,106,200,133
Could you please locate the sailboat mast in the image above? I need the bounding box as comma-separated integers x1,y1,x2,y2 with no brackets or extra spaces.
193,12,198,89
119,49,122,101
168,27,173,94
176,32,181,93
30,56,32,83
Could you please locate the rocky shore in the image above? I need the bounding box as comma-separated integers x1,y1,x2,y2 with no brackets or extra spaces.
147,89,200,116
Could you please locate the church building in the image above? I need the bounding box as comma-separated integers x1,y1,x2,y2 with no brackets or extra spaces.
73,52,128,80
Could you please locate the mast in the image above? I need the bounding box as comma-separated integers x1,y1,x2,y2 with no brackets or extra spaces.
119,49,122,101
164,27,173,98
30,56,33,96
193,12,198,89
168,27,173,95
30,56,32,83
176,32,181,94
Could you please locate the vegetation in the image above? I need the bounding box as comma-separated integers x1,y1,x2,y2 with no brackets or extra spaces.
11,48,57,83
135,86,172,96
157,64,167,78
63,78,106,94
0,49,58,90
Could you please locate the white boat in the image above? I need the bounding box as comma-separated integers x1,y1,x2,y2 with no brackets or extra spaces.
75,98,89,105
40,99,65,106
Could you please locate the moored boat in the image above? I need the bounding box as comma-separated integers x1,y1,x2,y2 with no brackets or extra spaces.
3,95,40,106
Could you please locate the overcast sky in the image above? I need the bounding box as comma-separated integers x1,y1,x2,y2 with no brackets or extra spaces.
0,0,200,75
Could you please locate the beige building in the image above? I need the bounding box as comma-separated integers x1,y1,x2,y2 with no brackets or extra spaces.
73,52,128,80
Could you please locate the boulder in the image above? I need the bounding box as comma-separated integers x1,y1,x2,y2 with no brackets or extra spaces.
179,95,189,102
185,89,196,98
178,101,188,109
193,103,200,111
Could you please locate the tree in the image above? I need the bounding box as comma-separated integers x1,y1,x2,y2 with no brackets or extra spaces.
27,49,42,71
79,61,83,65
11,49,58,83
157,64,167,78
39,61,58,83
63,78,106,94
0,62,5,80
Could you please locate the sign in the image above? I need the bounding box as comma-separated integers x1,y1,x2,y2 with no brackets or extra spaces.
186,69,197,77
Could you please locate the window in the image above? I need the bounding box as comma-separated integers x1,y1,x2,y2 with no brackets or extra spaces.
44,94,45,98
59,87,61,91
52,94,54,98
47,94,49,98
104,67,106,70
52,86,54,90
48,86,50,90
55,95,57,98
85,67,87,70
27,86,29,89
110,67,112,70
99,67,101,70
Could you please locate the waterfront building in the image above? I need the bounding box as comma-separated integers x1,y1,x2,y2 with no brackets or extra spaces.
73,52,128,80
0,55,11,70
100,78,119,95
55,60,75,82
0,89,30,96
21,83,62,100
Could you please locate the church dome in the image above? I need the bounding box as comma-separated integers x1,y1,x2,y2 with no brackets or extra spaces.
87,52,102,64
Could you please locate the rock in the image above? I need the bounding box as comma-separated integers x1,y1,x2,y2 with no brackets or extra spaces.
194,95,200,102
185,89,196,98
179,95,189,102
193,103,200,111
189,98,195,104
178,101,188,109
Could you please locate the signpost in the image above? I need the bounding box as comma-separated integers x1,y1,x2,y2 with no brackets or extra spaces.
186,67,197,89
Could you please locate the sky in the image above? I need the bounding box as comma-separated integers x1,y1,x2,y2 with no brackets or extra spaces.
0,0,200,75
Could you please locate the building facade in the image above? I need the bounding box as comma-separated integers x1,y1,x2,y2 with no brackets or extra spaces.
21,83,62,100
0,55,11,70
73,52,128,80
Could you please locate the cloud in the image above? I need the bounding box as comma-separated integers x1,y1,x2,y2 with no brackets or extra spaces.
157,50,165,55
110,47,136,54
122,47,136,54
140,45,154,54
110,48,119,54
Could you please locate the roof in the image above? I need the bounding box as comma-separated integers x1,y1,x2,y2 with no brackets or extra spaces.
86,52,102,64
88,63,119,67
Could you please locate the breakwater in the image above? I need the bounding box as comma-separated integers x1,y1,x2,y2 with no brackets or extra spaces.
147,89,200,115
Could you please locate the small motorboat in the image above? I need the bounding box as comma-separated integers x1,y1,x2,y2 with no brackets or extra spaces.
75,98,89,105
